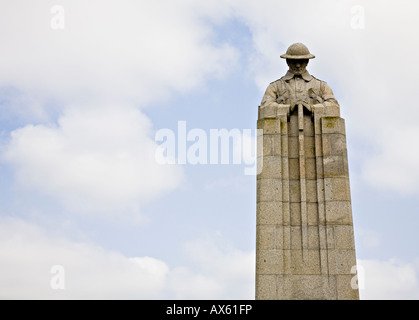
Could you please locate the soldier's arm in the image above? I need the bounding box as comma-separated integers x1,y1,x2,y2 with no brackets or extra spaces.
312,81,340,117
259,82,289,119
260,82,279,107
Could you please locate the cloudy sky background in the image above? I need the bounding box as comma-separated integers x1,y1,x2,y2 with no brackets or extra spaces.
0,0,419,299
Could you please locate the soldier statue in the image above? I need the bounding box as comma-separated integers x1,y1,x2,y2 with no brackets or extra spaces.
259,43,340,119
255,42,359,300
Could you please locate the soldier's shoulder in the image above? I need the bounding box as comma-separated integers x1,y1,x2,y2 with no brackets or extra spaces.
311,75,330,85
269,78,287,86
311,75,324,82
269,78,283,84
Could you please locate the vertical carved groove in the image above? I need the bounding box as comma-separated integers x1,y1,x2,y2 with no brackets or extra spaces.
315,115,329,275
298,105,308,259
281,115,291,275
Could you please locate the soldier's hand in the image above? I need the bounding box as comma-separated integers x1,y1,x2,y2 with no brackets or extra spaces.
290,100,312,113
301,101,312,112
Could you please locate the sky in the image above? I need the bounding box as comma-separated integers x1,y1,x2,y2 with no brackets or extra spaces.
0,0,418,299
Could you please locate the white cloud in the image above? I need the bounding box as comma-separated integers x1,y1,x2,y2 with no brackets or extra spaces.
6,216,419,300
2,0,419,301
0,217,169,299
229,0,419,195
168,267,225,299
358,258,419,300
0,0,242,219
7,0,419,208
4,213,419,301
362,126,419,195
204,175,252,194
0,218,255,299
0,0,238,110
174,234,255,299
3,104,183,221
3,1,419,195
356,229,381,249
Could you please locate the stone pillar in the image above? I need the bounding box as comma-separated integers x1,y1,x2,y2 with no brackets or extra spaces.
255,105,359,300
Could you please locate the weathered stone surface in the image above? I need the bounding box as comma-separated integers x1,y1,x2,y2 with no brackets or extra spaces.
289,180,301,202
257,225,284,250
257,201,283,225
336,275,359,300
324,177,351,201
323,155,348,178
288,158,300,179
306,180,318,202
328,249,357,274
321,117,346,135
255,274,277,300
305,158,317,179
257,179,282,202
304,115,315,136
332,225,356,249
307,226,320,249
262,135,273,156
288,136,299,158
256,43,358,300
307,202,319,225
258,118,281,135
287,249,321,274
290,202,301,225
277,275,337,300
272,134,282,156
304,137,316,157
256,249,283,274
259,156,282,179
325,201,353,225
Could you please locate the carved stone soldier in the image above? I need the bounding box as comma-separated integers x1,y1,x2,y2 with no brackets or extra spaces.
259,43,340,119
255,42,359,300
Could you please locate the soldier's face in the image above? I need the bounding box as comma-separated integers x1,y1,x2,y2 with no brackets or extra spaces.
287,59,309,75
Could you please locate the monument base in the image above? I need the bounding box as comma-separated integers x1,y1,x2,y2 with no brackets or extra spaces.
255,109,359,300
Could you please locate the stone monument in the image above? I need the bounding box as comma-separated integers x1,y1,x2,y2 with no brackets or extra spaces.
255,43,359,300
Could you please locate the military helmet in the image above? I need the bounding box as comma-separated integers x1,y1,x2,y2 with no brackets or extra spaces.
280,43,315,59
